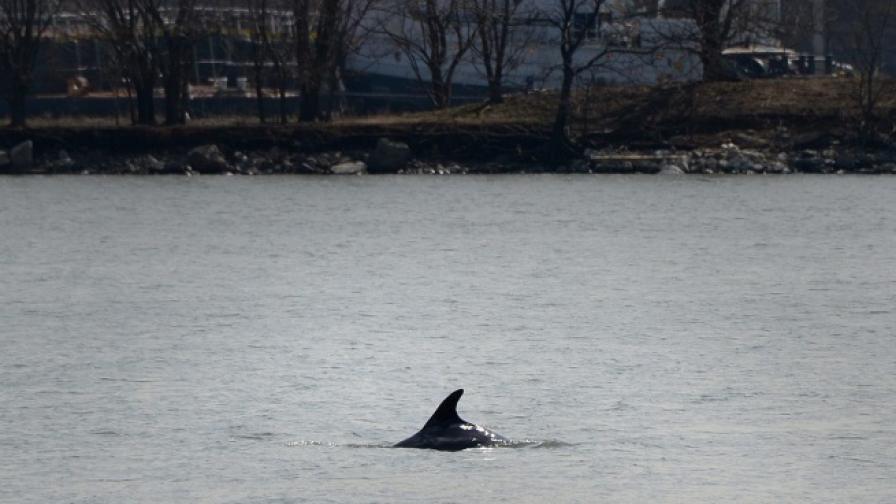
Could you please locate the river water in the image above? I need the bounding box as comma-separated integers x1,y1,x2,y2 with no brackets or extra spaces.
1,175,894,503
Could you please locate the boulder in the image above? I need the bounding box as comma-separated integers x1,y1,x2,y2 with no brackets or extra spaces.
135,154,184,174
368,138,412,172
329,160,367,175
591,160,636,174
165,161,192,175
658,164,685,175
791,156,825,173
726,154,752,173
700,157,719,172
10,140,33,169
0,150,9,169
766,161,790,174
187,144,230,173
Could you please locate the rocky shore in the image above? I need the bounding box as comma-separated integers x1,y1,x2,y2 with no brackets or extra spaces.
580,143,896,175
2,132,896,176
0,137,473,175
3,79,896,176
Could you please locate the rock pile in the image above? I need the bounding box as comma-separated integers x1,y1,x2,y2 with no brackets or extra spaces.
3,135,896,176
187,145,230,174
584,142,896,175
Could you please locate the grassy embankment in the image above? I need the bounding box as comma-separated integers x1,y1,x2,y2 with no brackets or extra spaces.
3,78,894,161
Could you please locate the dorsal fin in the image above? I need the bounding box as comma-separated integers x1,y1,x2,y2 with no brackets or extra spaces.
422,389,465,428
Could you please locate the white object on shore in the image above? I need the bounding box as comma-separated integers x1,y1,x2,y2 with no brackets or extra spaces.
658,164,685,175
329,161,367,175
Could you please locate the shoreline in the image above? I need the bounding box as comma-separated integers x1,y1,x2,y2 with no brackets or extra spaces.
3,79,896,175
1,124,895,176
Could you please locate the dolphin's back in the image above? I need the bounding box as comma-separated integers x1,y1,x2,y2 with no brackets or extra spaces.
394,389,510,451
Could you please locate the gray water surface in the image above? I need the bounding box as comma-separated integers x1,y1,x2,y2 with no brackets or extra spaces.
1,175,895,503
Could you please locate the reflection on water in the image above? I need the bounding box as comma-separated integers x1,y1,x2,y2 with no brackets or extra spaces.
336,439,573,450
1,175,895,503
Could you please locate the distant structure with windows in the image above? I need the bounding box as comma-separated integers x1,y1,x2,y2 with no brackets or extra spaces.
19,0,887,116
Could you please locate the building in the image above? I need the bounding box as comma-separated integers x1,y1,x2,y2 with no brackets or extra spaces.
780,0,896,73
353,0,702,94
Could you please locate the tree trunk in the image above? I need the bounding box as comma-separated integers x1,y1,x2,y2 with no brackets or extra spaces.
299,0,337,122
293,0,309,73
432,81,450,108
700,44,730,81
253,0,269,124
487,39,505,104
163,41,189,126
7,85,28,128
133,59,158,125
134,79,156,125
549,65,576,160
126,81,136,125
696,2,734,82
272,59,288,124
278,86,287,124
299,84,320,122
164,75,184,125
324,73,337,120
487,78,504,104
254,64,266,124
429,64,451,109
293,0,311,122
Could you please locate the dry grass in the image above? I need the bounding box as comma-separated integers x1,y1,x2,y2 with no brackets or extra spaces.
22,115,268,129
15,77,896,132
406,77,896,125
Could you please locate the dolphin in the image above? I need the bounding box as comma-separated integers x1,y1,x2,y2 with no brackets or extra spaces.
394,389,510,451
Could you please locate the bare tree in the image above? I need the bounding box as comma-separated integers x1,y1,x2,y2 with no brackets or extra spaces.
301,0,337,120
469,0,535,103
778,0,824,54
0,0,60,126
377,0,477,109
242,0,295,124
543,0,611,156
268,13,294,124
143,0,200,125
656,0,779,81
246,0,272,123
831,0,896,137
293,0,379,121
291,0,310,118
323,0,379,118
78,0,162,124
82,0,201,126
290,0,341,121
